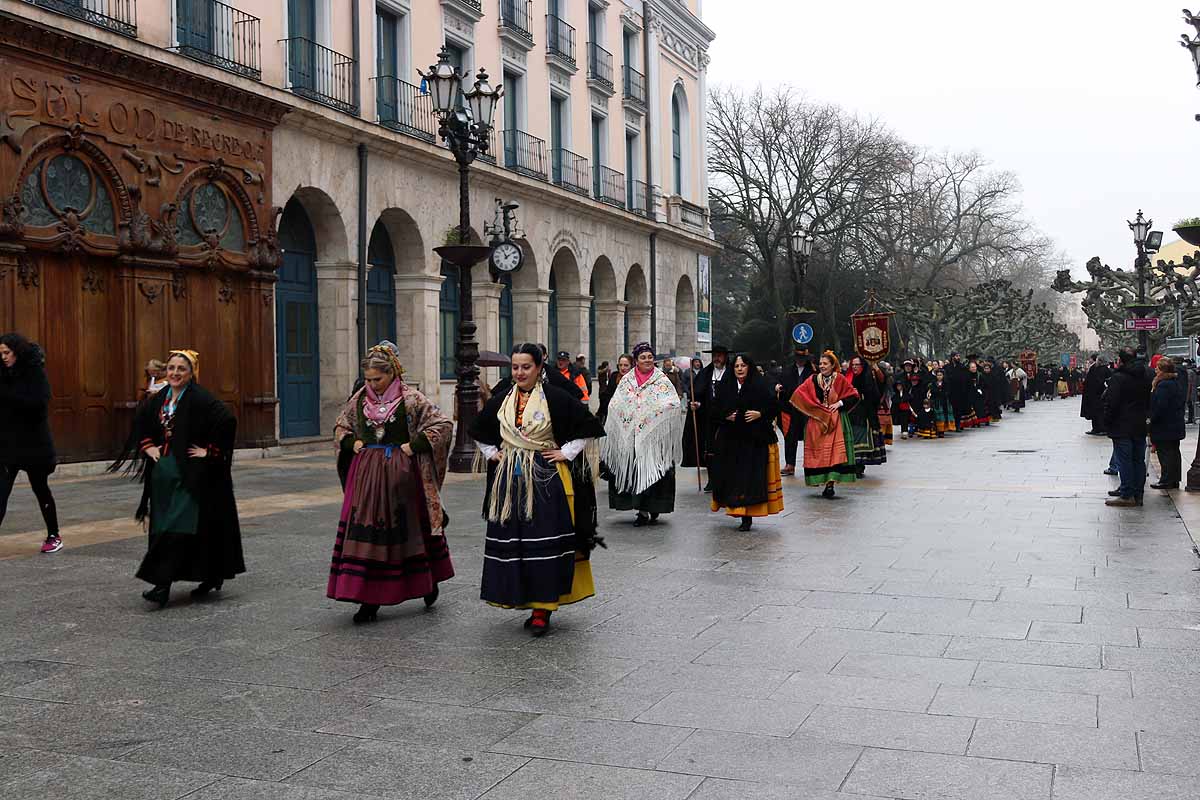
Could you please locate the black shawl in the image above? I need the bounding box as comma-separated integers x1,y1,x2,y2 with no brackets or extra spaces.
710,373,778,508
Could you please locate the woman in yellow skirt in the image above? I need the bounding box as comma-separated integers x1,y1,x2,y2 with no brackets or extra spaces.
710,354,783,530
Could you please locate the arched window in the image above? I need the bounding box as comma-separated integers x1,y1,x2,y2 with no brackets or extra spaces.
671,89,683,196
176,180,246,251
498,273,513,378
439,263,460,380
366,222,397,345
20,153,116,235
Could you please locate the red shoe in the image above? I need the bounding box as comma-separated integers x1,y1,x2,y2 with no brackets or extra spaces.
528,609,551,637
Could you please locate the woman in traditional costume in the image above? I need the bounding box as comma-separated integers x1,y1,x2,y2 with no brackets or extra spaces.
790,351,861,499
877,361,895,447
113,350,244,608
470,343,606,637
598,353,632,425
710,354,783,529
846,357,887,474
327,343,454,624
929,368,954,437
968,361,991,426
601,342,684,527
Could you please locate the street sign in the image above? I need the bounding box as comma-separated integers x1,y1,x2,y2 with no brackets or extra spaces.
792,322,814,345
1124,317,1160,331
1165,337,1196,361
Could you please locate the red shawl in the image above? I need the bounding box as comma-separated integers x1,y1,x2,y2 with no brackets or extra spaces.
791,372,859,435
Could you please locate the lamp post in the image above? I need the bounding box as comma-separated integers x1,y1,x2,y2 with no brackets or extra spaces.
421,45,503,472
787,227,815,309
1128,210,1156,359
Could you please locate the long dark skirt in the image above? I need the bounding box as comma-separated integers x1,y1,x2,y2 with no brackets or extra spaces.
481,454,592,609
682,409,705,468
849,407,887,465
328,447,454,606
609,468,676,514
136,455,245,586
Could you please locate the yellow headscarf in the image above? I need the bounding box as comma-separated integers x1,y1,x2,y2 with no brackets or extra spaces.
168,349,200,381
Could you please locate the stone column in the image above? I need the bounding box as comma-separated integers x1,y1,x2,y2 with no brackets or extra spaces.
393,273,443,395
594,299,627,363
697,51,711,235
512,288,552,347
473,279,504,387
645,18,664,222
556,293,593,360
316,260,357,435
626,303,652,347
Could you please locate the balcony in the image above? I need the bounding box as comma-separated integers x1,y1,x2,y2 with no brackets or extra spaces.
441,0,483,22
552,148,590,197
629,179,649,217
546,14,576,71
596,165,625,209
678,198,708,231
622,65,646,110
477,128,498,165
503,130,548,181
28,0,137,38
376,77,436,142
283,37,358,115
587,43,614,95
173,0,261,80
498,0,533,47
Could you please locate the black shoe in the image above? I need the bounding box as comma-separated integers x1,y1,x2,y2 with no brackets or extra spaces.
702,482,712,493
191,580,223,599
822,484,836,499
1103,469,1118,476
1108,489,1122,497
142,584,170,609
633,512,649,527
650,512,660,523
353,604,380,624
737,516,753,531
424,585,439,608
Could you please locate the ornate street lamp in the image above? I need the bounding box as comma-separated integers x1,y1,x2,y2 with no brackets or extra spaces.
1127,210,1158,358
421,46,504,472
1183,10,1200,85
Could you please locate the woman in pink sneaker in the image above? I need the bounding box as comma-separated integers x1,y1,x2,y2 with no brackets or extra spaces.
0,333,60,554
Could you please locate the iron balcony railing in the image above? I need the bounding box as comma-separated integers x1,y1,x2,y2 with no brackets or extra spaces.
681,199,707,228
174,0,261,80
596,165,625,209
629,179,649,217
477,128,498,165
376,76,436,142
552,148,590,196
503,130,548,180
29,0,137,37
499,0,533,43
588,42,614,90
623,65,646,107
283,37,358,115
546,14,576,66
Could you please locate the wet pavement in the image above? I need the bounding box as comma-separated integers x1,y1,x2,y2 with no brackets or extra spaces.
2,398,1200,799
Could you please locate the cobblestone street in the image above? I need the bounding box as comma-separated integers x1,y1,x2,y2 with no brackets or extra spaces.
3,399,1200,800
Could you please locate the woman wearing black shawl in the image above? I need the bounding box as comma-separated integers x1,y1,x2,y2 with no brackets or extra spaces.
709,354,782,531
111,349,244,608
983,360,1007,422
968,361,991,426
847,357,887,473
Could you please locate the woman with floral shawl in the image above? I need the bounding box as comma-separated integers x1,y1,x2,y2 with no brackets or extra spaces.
328,342,454,624
601,342,684,527
470,343,606,637
790,351,861,499
710,354,783,530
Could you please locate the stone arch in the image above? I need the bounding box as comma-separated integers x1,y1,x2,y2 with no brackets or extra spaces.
624,262,648,305
589,256,617,301
508,238,542,346
590,256,621,369
285,185,349,264
675,273,697,357
549,246,581,295
624,263,650,348
375,207,425,275
549,246,584,359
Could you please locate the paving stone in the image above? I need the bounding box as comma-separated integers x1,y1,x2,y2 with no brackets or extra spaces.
841,748,1052,800
1052,764,1200,800
874,580,1002,601
611,663,792,699
966,718,1138,770
1099,695,1200,735
0,752,219,799
477,758,703,800
797,704,975,755
120,724,351,781
944,637,1100,668
875,611,1031,639
741,605,884,629
0,695,52,725
287,739,528,800
1102,645,1200,674
332,666,522,704
968,601,1082,623
634,691,815,737
183,777,364,799
1027,621,1138,646
657,729,862,790
929,685,1096,727
488,714,694,770
831,651,979,686
1085,608,1200,629
1139,731,1200,777
1127,592,1200,611
472,678,669,722
7,666,186,708
0,703,215,758
690,638,844,673
317,698,533,747
800,627,952,657
1136,626,1200,649
798,591,975,616
1130,669,1200,700
771,672,940,713
141,679,379,731
683,778,889,800
971,661,1131,697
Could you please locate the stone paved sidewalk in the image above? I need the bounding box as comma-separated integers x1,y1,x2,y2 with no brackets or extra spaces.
2,399,1200,800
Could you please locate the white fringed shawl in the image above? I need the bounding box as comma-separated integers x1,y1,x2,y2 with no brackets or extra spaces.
601,368,684,495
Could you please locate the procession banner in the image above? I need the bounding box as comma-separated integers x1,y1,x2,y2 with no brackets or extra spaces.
696,255,712,346
1019,350,1038,377
852,313,892,362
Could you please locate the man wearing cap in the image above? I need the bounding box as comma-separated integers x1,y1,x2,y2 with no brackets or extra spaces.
557,350,589,402
691,345,735,491
777,345,815,476
575,354,592,398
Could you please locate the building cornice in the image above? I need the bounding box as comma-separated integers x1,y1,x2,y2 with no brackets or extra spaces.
647,0,716,46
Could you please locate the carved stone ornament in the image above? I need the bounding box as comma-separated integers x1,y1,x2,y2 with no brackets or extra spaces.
81,265,105,294
55,213,87,254
0,111,38,155
171,269,187,300
217,275,235,303
0,194,25,241
247,206,283,271
122,146,162,187
119,186,179,260
138,280,163,304
16,254,38,289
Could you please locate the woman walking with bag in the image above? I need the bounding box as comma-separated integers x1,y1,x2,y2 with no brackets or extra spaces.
0,333,60,553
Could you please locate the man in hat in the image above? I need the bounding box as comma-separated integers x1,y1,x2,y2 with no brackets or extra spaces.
777,345,815,475
689,345,735,490
556,350,589,402
575,353,592,398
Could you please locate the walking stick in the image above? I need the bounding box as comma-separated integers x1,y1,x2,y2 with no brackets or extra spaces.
689,369,702,491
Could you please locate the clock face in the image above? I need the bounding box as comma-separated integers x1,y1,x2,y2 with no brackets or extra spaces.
491,241,523,273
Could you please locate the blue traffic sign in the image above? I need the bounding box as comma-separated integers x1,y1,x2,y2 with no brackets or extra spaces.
792,323,814,345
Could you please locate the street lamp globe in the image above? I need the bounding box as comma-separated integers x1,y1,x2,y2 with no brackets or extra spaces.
422,46,462,116
463,67,503,134
1129,210,1151,245
791,228,806,255
802,232,815,258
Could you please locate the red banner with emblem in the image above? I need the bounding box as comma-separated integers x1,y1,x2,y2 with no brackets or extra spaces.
852,313,892,363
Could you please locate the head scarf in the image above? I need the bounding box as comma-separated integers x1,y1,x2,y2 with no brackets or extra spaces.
631,341,653,359
364,341,405,425
367,340,404,377
168,349,200,381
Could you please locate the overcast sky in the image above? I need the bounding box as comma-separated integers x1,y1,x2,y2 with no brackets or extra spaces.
705,0,1200,277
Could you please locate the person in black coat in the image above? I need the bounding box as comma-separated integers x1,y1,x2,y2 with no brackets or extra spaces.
1080,355,1111,434
776,346,815,475
710,354,781,531
1103,349,1152,506
690,345,736,488
0,333,60,553
1149,358,1187,490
